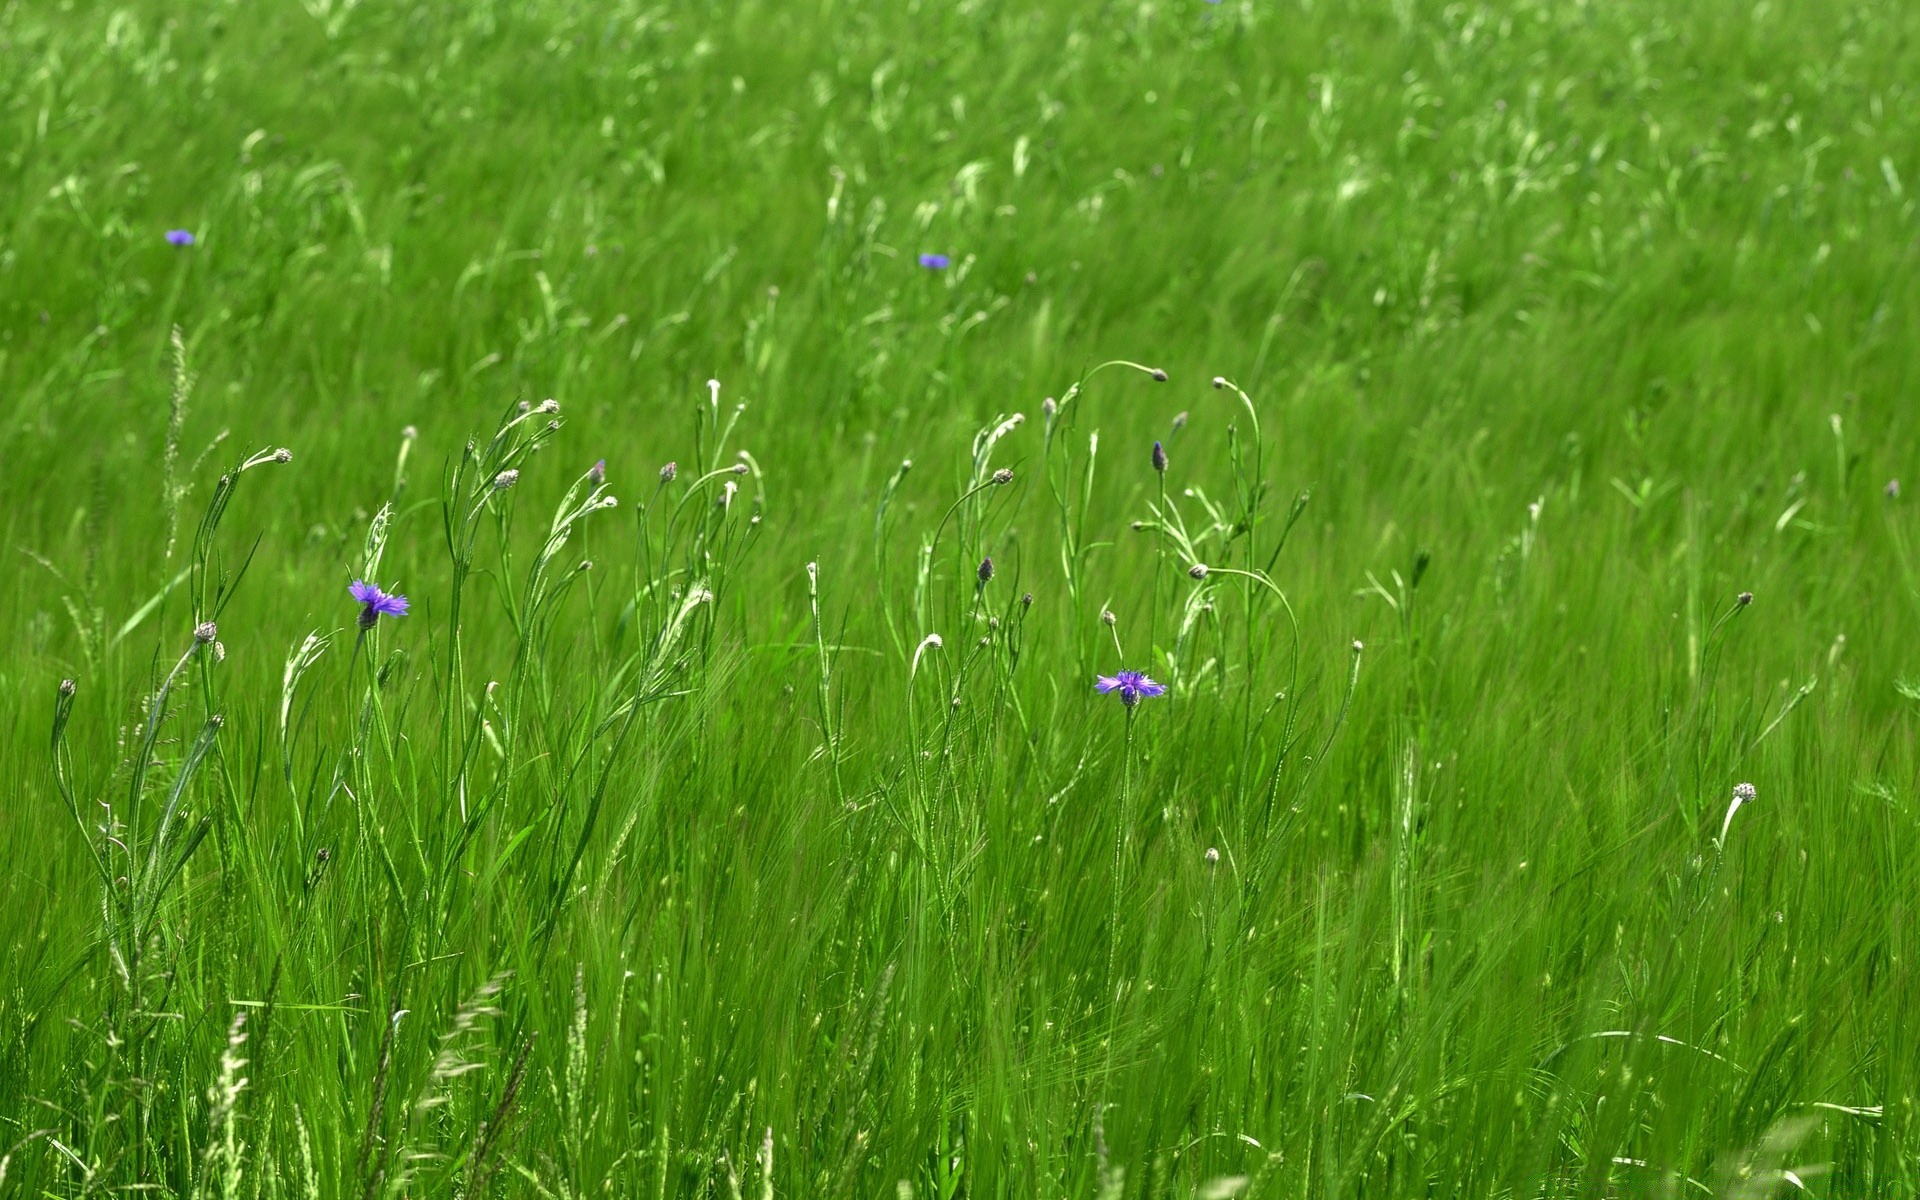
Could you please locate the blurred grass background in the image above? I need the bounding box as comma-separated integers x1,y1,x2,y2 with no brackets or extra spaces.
2,0,1917,1194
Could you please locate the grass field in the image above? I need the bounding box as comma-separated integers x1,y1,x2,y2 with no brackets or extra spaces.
3,0,1918,1194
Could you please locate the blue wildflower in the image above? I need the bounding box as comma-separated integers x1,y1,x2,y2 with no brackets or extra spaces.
1096,670,1166,708
350,580,409,630
918,253,951,269
165,229,196,247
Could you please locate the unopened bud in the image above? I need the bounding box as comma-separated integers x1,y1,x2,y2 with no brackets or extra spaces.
991,468,1014,485
493,469,519,490
194,621,218,644
660,461,678,483
977,556,995,585
1153,440,1168,474
1188,563,1208,579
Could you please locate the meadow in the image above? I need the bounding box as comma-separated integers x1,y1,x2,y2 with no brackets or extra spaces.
2,0,1917,1194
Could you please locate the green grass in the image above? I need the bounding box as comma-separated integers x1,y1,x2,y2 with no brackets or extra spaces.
3,0,1918,1194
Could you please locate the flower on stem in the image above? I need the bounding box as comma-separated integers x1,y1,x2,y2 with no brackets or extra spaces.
350,581,409,630
977,556,995,585
1153,441,1168,474
1717,781,1757,846
918,253,951,269
165,229,196,247
588,459,606,486
1096,670,1166,708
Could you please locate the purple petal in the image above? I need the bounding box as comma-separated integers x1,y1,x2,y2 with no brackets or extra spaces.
375,594,410,617
1138,679,1167,697
1095,675,1122,693
349,580,377,604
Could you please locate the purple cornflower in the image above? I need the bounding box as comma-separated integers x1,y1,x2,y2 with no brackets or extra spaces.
165,229,195,247
1096,670,1166,708
918,253,951,270
350,580,409,630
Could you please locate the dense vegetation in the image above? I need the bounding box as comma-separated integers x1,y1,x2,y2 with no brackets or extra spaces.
2,0,1916,1194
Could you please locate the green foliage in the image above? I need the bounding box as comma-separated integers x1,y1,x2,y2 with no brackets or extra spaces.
1,0,1917,1195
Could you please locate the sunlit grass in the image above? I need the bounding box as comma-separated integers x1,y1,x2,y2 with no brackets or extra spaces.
2,0,1917,1195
